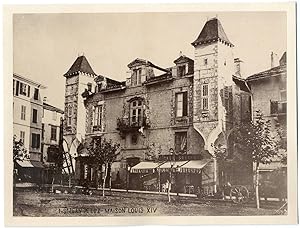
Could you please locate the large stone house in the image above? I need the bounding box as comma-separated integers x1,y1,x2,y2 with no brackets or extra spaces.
63,18,252,194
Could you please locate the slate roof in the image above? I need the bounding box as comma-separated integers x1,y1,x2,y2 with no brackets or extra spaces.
246,65,286,82
246,51,287,81
192,18,233,47
64,55,97,77
43,102,64,114
232,75,250,93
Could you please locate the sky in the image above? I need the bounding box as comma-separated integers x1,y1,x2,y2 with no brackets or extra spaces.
13,12,287,110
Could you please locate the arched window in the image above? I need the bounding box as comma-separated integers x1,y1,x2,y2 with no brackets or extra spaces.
130,99,144,126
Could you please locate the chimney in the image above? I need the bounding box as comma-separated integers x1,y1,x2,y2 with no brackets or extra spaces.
234,58,243,77
43,97,47,102
271,52,279,68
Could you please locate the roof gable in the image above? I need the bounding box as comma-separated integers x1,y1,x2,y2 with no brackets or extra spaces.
64,55,97,77
174,55,194,64
192,18,233,47
127,58,149,68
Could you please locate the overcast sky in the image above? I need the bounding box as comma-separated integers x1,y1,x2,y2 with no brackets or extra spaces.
13,12,286,109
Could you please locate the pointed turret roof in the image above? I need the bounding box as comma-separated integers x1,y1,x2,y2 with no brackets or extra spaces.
64,55,97,77
192,18,234,47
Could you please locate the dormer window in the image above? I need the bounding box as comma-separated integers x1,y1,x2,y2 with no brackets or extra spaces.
132,68,142,86
178,65,186,77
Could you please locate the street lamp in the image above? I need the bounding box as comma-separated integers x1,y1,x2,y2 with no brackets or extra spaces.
127,165,131,193
168,148,175,203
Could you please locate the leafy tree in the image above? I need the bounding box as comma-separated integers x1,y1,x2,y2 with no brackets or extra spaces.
87,137,120,197
213,111,280,208
235,111,279,208
13,135,29,205
13,135,29,164
276,125,287,165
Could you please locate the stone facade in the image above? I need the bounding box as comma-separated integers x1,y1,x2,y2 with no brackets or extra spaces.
64,18,252,194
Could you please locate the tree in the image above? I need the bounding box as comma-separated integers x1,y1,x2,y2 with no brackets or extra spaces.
87,137,120,197
13,135,29,206
13,135,29,164
213,111,280,208
235,111,279,208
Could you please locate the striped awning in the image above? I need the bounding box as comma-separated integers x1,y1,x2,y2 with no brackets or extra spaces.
180,159,211,173
130,162,162,173
158,161,189,172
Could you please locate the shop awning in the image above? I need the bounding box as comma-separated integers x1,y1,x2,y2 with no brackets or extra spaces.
131,162,162,173
180,159,212,173
31,161,44,168
158,161,189,172
16,160,44,168
16,160,34,168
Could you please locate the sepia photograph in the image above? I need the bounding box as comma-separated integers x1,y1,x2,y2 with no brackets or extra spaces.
4,2,297,226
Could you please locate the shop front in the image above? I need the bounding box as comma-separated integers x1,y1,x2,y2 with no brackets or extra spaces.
130,156,212,194
15,160,44,183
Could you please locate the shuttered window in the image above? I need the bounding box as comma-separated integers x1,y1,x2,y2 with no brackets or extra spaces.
176,92,188,117
21,105,26,120
202,84,209,110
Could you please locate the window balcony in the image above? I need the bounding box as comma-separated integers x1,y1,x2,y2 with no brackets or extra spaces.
116,116,150,137
92,125,102,132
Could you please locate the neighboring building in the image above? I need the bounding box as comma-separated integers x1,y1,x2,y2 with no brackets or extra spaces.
64,18,252,194
13,73,46,183
41,102,64,184
246,52,287,198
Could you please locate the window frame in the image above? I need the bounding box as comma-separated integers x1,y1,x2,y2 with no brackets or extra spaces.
20,131,25,144
175,92,188,117
130,99,144,126
178,65,186,77
34,88,39,100
50,126,57,141
19,82,27,96
21,105,26,120
31,133,40,149
93,105,103,127
175,131,188,154
32,108,38,123
202,84,209,110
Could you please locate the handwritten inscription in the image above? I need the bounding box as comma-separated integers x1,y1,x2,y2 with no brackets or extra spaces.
58,207,158,215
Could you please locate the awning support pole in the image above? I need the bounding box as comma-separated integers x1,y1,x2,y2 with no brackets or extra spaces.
158,170,161,194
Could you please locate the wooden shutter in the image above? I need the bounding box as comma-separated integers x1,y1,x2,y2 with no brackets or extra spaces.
27,85,30,97
183,92,188,116
16,81,19,96
37,134,40,149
